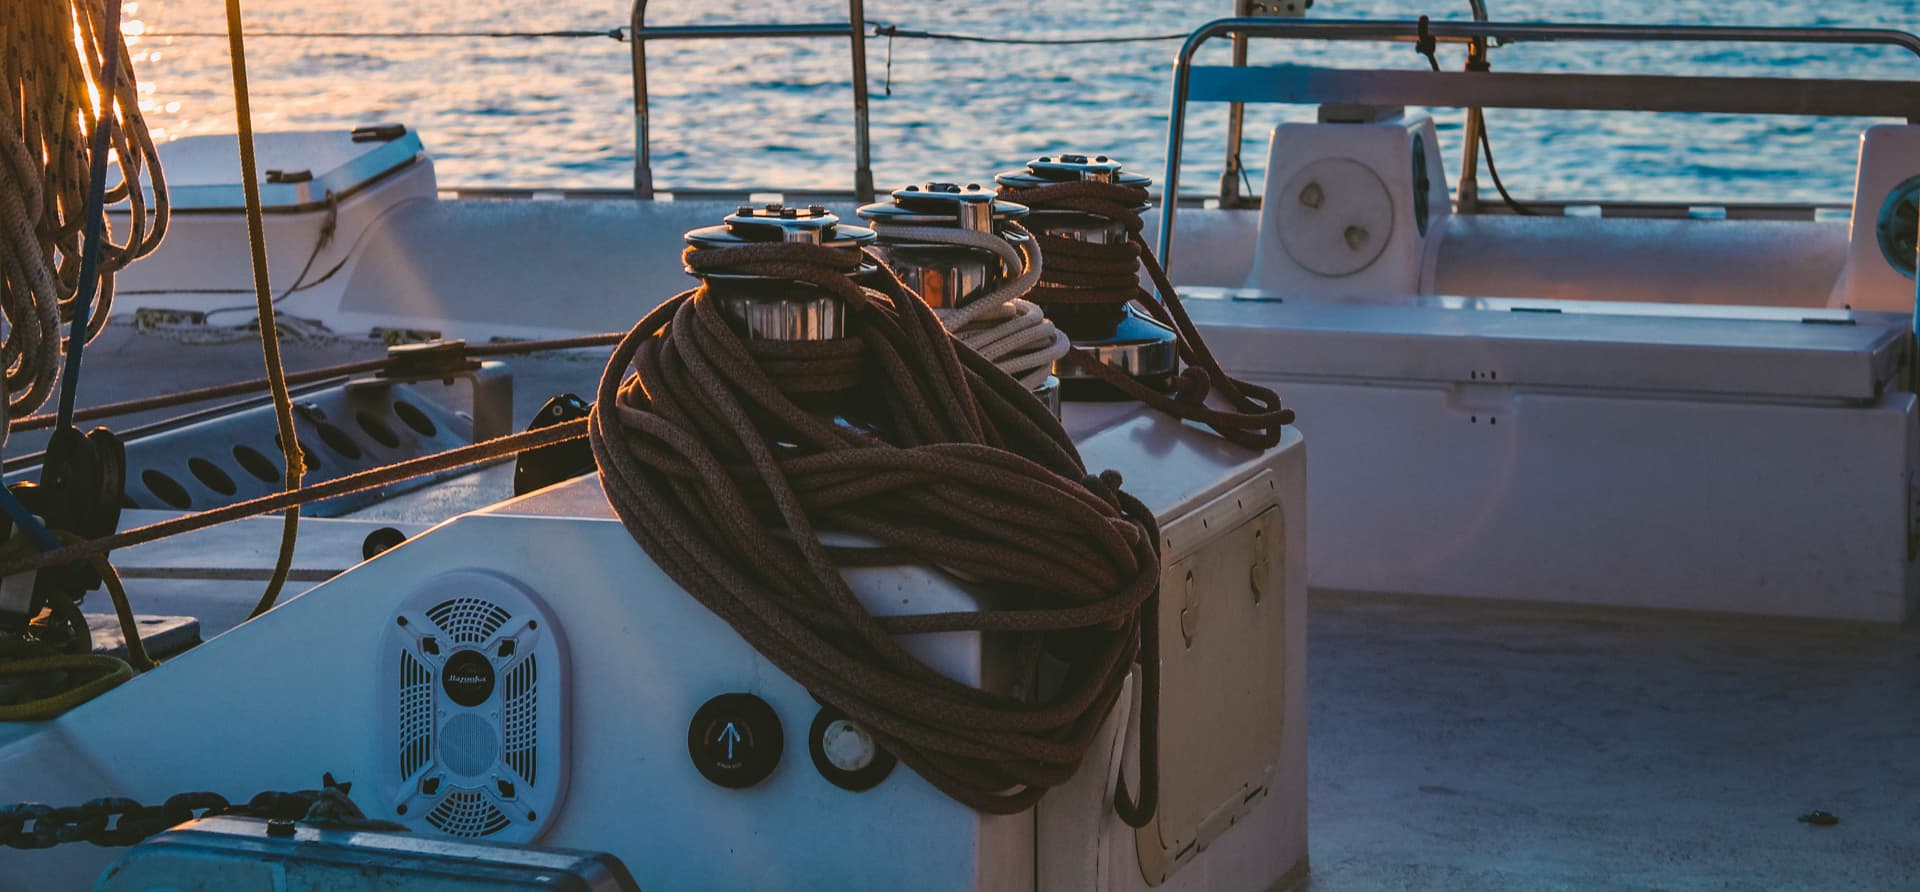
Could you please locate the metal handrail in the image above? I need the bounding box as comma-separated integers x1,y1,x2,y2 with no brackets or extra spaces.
1158,17,1920,270
629,1,875,201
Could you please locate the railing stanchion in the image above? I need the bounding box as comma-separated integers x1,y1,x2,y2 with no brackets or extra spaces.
630,0,654,198
849,0,875,203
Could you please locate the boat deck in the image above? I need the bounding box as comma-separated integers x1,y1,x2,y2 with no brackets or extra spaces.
1306,593,1919,891
16,326,1920,890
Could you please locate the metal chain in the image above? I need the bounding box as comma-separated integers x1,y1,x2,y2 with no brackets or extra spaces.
0,774,394,849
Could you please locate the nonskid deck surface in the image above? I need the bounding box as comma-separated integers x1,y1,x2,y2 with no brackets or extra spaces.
1307,593,1920,891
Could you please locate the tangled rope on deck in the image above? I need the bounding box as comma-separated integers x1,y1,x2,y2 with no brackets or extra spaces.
590,241,1162,817
1,0,168,437
996,178,1291,450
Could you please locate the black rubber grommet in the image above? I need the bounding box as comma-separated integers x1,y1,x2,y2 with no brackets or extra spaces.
808,705,896,793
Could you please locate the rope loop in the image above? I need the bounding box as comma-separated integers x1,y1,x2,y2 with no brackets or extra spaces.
998,179,1294,450
591,241,1162,816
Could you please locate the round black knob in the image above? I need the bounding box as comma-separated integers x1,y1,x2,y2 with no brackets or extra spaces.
808,706,896,792
688,693,783,789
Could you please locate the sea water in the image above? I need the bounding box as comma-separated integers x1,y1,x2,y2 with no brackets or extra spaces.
127,0,1920,203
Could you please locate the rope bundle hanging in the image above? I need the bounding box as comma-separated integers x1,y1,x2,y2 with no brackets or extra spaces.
859,217,1070,391
0,0,168,433
589,240,1163,816
996,178,1291,450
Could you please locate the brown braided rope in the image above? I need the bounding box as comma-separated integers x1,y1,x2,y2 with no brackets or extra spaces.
996,180,1293,450
590,241,1163,818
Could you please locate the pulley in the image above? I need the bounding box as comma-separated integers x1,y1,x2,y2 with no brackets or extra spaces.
857,183,1063,413
994,155,1179,397
683,204,878,342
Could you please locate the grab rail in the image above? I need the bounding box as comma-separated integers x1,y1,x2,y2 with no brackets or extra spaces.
630,1,874,201
1158,18,1920,271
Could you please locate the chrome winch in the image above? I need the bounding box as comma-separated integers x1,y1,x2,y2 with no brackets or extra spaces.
682,203,878,342
995,154,1180,397
857,183,1064,413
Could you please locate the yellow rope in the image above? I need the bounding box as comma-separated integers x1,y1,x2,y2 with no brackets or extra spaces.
0,0,169,441
216,0,305,620
0,654,132,722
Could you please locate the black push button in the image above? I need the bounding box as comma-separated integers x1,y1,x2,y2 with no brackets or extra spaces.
689,693,783,789
808,706,896,792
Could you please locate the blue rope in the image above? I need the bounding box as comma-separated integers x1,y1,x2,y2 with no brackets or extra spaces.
54,0,128,434
0,489,61,553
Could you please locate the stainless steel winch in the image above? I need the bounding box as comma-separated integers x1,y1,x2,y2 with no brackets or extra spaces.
856,183,1062,412
682,203,877,342
994,155,1180,397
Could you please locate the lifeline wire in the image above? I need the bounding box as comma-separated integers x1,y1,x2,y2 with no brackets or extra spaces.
590,241,1161,818
142,25,1183,46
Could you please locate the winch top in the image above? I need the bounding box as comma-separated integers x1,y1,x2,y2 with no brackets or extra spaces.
994,154,1152,190
856,183,1028,233
685,203,877,250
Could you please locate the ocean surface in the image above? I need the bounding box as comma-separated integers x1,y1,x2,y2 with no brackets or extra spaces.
127,0,1920,203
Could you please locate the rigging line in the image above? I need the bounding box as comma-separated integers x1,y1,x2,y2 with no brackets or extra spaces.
221,0,306,621
53,0,128,433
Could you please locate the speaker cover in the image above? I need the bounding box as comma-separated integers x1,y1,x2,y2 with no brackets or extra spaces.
378,570,567,841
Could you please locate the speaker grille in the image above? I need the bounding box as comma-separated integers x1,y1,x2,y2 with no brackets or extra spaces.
426,597,512,644
399,651,433,779
504,655,538,784
427,789,512,838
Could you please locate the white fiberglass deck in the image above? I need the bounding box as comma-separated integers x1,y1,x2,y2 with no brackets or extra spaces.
7,330,1916,889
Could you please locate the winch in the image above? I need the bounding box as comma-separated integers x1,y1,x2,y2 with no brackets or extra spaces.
995,155,1180,397
857,182,1068,413
683,203,877,343
0,206,1307,891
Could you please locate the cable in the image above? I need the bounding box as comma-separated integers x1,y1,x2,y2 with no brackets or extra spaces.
870,25,1185,45
221,0,305,620
590,241,1160,817
1477,125,1537,216
1429,8,1536,216
995,179,1292,451
862,220,1069,390
148,29,627,41
145,26,1182,46
53,0,129,433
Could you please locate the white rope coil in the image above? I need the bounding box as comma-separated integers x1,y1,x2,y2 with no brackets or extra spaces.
866,220,1070,390
1,0,169,437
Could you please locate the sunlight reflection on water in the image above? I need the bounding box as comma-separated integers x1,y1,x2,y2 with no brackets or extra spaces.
127,0,1920,202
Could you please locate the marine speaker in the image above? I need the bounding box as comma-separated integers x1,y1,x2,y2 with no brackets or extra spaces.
377,569,568,842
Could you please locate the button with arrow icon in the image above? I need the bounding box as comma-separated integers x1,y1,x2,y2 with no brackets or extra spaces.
688,693,784,788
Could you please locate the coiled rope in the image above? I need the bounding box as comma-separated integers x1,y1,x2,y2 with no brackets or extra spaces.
863,220,1069,390
589,241,1162,817
1,0,168,440
996,179,1292,450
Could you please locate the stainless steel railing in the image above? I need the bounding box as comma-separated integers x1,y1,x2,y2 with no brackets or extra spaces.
1159,18,1920,270
629,0,875,201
